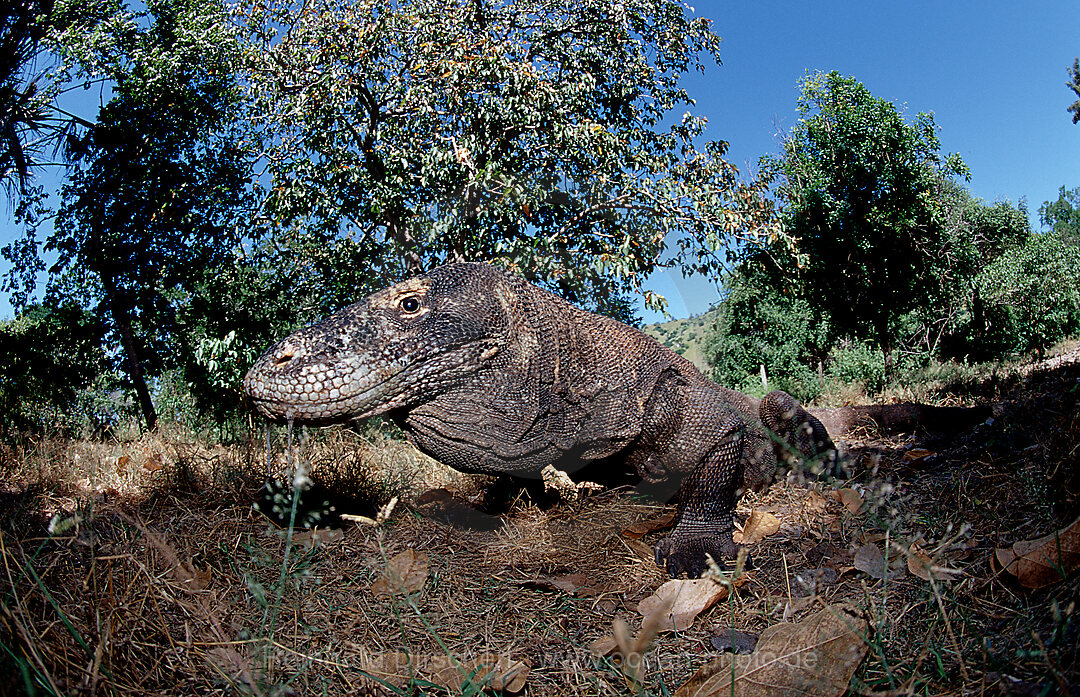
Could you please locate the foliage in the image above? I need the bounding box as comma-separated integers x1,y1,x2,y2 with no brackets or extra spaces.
755,71,968,368
1039,185,1080,246
0,0,58,195
827,339,885,394
974,231,1080,357
237,0,778,315
4,0,257,430
928,191,1032,360
1068,58,1080,125
704,276,828,402
0,300,114,439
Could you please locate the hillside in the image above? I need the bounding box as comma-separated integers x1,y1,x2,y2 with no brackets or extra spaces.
642,308,719,374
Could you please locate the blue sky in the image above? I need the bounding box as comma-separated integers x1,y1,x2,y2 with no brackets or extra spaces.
2,1,1078,322
647,0,1080,321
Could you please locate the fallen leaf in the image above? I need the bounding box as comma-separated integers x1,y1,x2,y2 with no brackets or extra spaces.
710,628,758,655
781,596,814,621
830,488,863,515
293,528,344,550
995,514,1080,589
853,544,904,581
637,578,730,632
426,653,530,693
371,548,429,598
143,452,164,471
622,511,677,539
740,510,781,545
621,537,657,561
902,448,938,465
675,604,870,697
907,543,962,582
589,635,619,658
804,490,829,515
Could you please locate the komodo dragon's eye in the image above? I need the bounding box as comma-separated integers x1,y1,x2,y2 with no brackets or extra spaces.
399,296,421,314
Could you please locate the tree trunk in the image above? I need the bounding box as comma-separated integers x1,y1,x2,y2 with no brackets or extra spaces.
100,270,158,431
386,213,425,276
971,283,985,348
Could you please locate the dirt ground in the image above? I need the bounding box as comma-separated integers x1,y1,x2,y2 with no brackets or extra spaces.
1,352,1078,696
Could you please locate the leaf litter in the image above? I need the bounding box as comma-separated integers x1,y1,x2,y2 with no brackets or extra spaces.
3,351,1080,695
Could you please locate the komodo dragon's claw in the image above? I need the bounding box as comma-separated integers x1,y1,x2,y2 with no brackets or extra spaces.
655,529,739,579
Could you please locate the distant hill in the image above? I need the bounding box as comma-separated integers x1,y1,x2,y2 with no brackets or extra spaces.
642,308,720,374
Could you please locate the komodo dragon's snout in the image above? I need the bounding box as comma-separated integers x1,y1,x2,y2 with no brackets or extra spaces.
244,262,837,578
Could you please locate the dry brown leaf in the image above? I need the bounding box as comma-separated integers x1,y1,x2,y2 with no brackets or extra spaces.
622,511,677,539
709,628,758,655
995,514,1080,589
740,510,781,545
830,488,863,515
853,544,904,581
907,543,962,582
293,528,344,550
902,448,936,463
675,604,870,697
143,452,164,471
358,651,529,693
637,578,729,632
804,490,829,514
371,548,429,598
427,654,530,693
589,635,619,658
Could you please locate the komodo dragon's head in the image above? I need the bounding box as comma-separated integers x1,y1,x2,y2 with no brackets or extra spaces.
243,263,516,424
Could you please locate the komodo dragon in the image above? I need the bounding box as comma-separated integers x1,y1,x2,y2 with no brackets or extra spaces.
243,262,836,577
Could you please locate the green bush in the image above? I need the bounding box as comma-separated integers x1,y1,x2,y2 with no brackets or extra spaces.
976,231,1080,357
705,279,829,403
827,340,886,394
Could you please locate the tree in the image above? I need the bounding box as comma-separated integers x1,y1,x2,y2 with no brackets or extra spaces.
1068,58,1080,125
5,0,254,430
1,0,55,195
1040,186,1080,245
237,0,776,315
0,299,111,439
755,71,967,371
933,191,1032,360
1,0,51,193
975,230,1080,357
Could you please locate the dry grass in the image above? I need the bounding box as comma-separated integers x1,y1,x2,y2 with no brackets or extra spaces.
1,356,1079,696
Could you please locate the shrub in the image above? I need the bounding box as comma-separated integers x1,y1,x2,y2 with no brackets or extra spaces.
828,340,886,394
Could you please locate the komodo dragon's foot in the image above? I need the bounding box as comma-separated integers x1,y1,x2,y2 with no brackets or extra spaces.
654,521,741,578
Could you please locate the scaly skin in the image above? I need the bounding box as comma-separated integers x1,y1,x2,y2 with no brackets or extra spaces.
243,262,835,577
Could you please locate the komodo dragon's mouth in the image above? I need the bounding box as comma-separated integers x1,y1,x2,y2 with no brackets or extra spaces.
243,345,410,424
